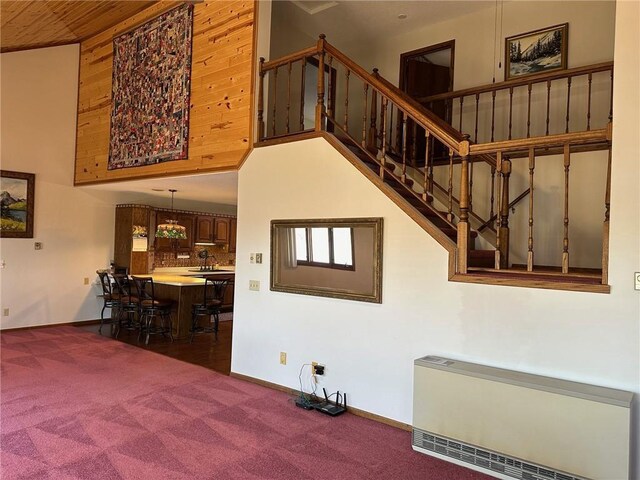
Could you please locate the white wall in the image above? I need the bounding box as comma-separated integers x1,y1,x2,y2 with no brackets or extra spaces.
233,3,639,476
0,45,116,329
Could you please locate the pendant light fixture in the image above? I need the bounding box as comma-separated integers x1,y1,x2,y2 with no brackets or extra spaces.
155,189,187,240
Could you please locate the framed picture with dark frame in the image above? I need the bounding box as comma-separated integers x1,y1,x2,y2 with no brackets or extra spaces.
505,23,568,80
1,170,35,238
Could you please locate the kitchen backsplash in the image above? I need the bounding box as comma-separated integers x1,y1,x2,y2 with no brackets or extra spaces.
153,245,235,269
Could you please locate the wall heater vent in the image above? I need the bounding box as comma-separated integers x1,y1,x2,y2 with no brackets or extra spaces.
412,356,633,480
413,428,585,480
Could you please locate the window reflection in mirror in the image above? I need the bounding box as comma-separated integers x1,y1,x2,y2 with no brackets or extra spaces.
271,218,383,303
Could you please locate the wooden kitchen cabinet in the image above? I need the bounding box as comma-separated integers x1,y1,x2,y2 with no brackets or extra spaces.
229,218,237,253
214,217,230,243
195,215,215,243
114,205,151,274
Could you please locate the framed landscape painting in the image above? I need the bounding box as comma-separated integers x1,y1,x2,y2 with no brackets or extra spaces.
505,23,568,80
1,170,35,238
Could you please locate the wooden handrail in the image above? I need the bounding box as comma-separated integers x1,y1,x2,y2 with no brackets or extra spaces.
420,61,614,103
261,46,319,71
323,42,466,154
470,128,609,155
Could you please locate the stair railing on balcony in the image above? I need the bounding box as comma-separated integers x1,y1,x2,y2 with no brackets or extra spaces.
419,62,613,144
258,35,613,285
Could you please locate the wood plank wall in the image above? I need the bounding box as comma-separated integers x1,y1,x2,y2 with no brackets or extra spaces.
75,0,256,185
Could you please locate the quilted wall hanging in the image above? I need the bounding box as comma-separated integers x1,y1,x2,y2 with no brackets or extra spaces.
108,4,194,170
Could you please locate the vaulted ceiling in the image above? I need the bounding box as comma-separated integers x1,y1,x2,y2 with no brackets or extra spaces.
0,1,167,53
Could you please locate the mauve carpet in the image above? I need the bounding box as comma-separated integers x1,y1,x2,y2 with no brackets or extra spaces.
1,326,489,480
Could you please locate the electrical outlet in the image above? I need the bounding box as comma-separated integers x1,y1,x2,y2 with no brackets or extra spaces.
3,308,9,317
84,277,90,285
280,352,287,365
255,253,263,264
250,253,255,264
311,362,325,375
249,280,260,291
34,242,43,250
635,272,640,291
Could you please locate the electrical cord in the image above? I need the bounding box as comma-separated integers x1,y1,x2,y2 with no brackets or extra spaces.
297,363,322,408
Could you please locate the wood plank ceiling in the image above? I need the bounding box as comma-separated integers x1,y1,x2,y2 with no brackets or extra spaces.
0,1,166,53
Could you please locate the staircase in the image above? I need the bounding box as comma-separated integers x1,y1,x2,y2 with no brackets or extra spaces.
257,35,613,293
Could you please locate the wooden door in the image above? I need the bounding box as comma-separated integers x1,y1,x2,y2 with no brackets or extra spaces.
400,41,454,165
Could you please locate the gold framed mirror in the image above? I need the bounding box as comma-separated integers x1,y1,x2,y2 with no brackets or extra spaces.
270,218,383,303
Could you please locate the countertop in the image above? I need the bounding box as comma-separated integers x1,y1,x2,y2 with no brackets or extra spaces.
149,268,235,287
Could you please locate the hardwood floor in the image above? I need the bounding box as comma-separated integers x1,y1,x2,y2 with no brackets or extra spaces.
76,319,233,375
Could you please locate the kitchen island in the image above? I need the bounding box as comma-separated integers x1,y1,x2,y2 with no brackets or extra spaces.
149,269,234,339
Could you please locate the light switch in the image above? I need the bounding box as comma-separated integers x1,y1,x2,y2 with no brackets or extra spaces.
256,253,262,264
635,272,640,291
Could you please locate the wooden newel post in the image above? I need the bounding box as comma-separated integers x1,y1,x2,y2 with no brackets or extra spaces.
368,70,378,150
257,57,265,142
498,157,512,269
457,135,471,274
315,34,326,132
457,136,471,272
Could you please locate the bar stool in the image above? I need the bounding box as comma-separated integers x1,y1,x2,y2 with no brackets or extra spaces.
96,270,120,334
190,278,229,343
131,276,174,345
112,273,139,338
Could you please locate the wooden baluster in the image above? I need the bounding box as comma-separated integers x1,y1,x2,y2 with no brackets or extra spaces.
257,57,265,141
527,147,535,272
565,77,572,133
562,144,571,273
474,93,479,142
545,80,551,136
344,69,350,133
494,152,503,269
586,72,593,131
300,57,306,131
508,87,514,140
271,66,278,137
423,131,431,202
602,145,612,284
380,97,388,180
469,154,474,214
526,83,532,138
457,138,471,274
326,55,333,122
447,149,454,222
609,69,614,120
458,96,464,133
388,105,394,153
428,136,435,196
395,112,403,157
369,83,378,150
489,165,496,220
498,157,511,269
286,61,292,134
378,92,385,145
315,34,326,132
411,122,418,168
361,84,368,148
490,90,496,142
401,115,407,181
